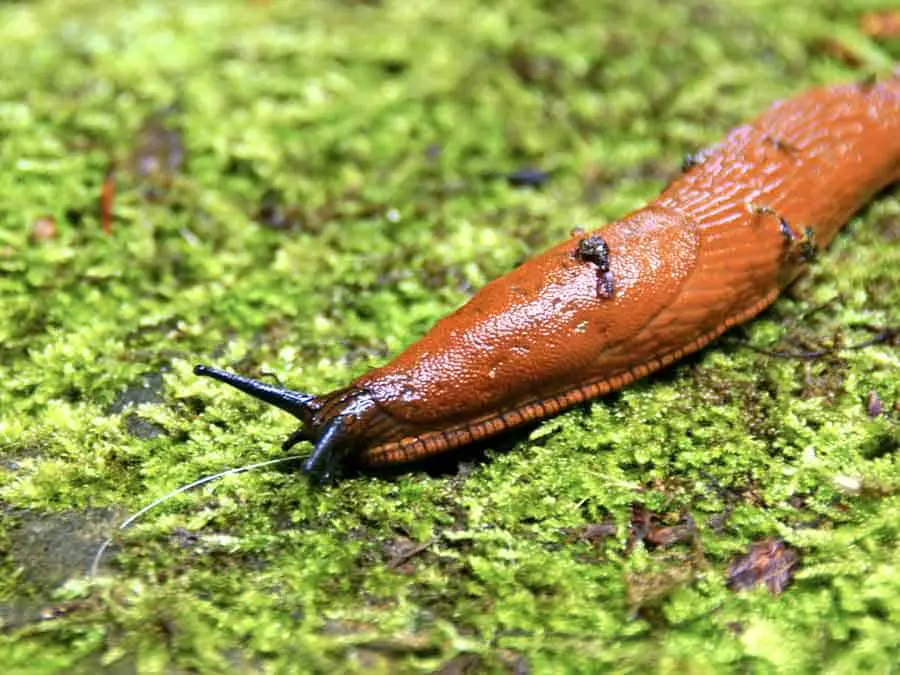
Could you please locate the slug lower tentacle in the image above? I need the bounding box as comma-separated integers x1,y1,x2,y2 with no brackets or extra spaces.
195,74,900,479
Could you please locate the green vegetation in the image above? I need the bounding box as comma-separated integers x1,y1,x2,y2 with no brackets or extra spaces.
1,0,898,672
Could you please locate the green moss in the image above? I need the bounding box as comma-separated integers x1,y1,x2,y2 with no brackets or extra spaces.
1,0,899,672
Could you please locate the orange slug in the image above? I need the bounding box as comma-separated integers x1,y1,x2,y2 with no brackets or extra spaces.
195,75,900,480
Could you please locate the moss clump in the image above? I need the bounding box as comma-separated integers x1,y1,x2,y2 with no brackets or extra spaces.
1,0,899,673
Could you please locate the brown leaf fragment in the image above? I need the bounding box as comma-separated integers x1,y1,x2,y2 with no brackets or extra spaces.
645,521,695,547
727,538,799,594
629,504,695,549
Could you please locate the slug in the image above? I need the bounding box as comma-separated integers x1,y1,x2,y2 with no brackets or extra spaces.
196,76,900,481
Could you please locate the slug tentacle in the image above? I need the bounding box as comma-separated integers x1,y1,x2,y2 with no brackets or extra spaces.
194,365,409,478
302,418,348,481
193,365,320,422
282,427,313,450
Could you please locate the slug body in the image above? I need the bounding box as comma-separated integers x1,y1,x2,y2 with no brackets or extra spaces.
196,77,900,480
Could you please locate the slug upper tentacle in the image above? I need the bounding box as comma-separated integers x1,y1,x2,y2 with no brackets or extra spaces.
195,74,900,479
193,365,318,423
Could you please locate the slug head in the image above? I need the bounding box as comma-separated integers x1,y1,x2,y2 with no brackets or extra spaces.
193,365,382,482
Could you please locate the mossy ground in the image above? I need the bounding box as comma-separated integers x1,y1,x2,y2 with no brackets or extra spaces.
1,1,899,673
